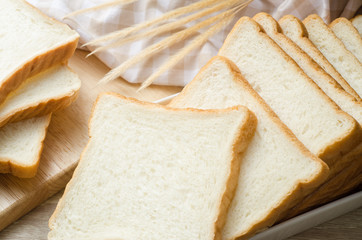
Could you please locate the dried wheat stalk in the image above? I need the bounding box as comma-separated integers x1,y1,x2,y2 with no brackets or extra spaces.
64,0,137,19
138,12,237,91
98,7,238,85
68,0,253,88
88,0,241,55
84,0,222,46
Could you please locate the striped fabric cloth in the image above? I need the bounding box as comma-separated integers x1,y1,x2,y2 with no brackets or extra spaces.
27,0,361,87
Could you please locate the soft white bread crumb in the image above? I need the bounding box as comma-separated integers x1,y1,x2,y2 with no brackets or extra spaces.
330,17,362,63
0,0,79,104
351,15,362,37
169,56,328,240
279,14,361,101
48,93,257,240
0,64,81,127
0,115,51,178
219,16,361,165
303,14,362,99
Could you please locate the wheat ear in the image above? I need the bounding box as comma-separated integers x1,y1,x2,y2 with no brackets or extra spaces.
138,7,245,90
89,0,241,55
98,8,235,84
64,0,137,19
85,0,221,46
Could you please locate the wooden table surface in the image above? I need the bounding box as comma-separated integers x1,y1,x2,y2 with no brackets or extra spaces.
0,50,361,240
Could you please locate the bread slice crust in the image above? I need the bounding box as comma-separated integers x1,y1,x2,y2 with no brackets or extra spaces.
303,14,362,99
283,144,362,219
351,15,362,37
0,65,81,127
330,17,362,63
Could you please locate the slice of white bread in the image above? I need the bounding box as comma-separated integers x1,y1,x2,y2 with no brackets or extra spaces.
48,93,257,240
303,14,362,98
0,64,81,127
330,17,362,63
279,15,361,101
351,15,362,37
0,0,79,104
169,56,328,240
218,16,361,166
0,115,51,178
254,13,362,128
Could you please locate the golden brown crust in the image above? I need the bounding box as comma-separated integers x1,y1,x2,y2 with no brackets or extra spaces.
214,107,257,240
170,55,329,240
329,17,362,61
303,14,362,100
277,143,362,221
329,17,360,34
0,36,79,105
255,13,348,95
0,114,52,178
0,83,80,128
283,149,362,219
279,15,362,101
49,92,257,239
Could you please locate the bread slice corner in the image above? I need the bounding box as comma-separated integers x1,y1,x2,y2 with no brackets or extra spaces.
0,114,51,178
303,14,362,99
351,15,362,37
330,17,362,62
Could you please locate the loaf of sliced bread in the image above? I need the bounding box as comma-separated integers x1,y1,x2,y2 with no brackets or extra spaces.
0,115,51,178
219,16,361,166
0,64,81,127
303,14,362,98
279,15,361,101
254,13,362,128
0,0,79,104
351,15,362,37
330,17,362,63
48,93,257,240
257,13,362,219
169,56,328,240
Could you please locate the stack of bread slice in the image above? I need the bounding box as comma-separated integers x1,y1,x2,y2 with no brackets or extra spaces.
216,13,361,239
47,10,361,240
0,0,81,178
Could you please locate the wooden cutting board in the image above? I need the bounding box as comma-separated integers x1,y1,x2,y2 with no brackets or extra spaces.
0,50,182,231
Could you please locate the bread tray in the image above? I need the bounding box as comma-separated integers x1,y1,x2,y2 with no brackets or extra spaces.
154,93,362,240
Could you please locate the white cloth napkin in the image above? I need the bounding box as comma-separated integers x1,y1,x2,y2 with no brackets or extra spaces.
27,0,361,87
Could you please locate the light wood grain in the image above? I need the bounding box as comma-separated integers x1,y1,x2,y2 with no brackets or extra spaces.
0,49,182,232
0,50,361,239
1,191,361,240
